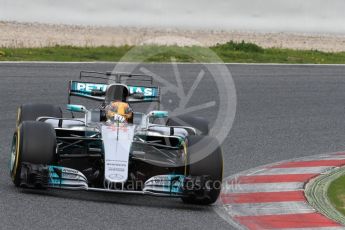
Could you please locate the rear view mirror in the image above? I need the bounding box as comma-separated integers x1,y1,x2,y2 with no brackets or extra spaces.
148,111,169,119
67,104,87,113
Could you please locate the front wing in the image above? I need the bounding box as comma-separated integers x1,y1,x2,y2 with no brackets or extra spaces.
19,163,208,198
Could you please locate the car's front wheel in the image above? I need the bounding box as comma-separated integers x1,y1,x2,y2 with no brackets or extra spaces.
182,135,223,205
10,121,56,187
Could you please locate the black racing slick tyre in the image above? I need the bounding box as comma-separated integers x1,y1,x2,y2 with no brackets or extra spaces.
10,121,56,187
166,115,209,135
16,103,62,127
182,136,223,205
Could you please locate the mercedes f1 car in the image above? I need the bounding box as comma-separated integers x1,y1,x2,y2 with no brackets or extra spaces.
10,71,223,205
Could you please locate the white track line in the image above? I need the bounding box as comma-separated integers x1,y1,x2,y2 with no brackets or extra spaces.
251,167,333,175
1,61,345,66
223,182,304,193
225,201,315,216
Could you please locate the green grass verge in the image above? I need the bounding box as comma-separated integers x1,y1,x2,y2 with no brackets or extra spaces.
328,175,345,216
1,41,345,63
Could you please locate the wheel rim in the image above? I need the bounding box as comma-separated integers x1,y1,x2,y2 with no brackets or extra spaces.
9,134,17,174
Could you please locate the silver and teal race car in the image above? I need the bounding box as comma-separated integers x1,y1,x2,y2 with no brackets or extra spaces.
9,71,223,205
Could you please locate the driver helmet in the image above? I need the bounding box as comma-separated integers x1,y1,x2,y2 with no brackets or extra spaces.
105,101,133,123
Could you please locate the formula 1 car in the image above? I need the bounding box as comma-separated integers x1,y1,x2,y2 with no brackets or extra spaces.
9,71,223,205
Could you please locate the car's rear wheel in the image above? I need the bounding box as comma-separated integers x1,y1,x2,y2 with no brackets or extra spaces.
17,103,62,126
10,121,56,187
182,135,223,205
167,115,209,135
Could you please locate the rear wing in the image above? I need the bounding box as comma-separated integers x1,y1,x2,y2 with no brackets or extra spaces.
68,80,160,104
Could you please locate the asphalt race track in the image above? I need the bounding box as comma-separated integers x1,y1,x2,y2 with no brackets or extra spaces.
1,63,345,229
